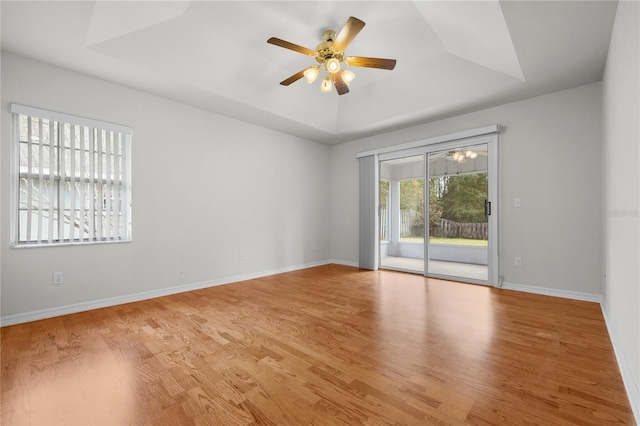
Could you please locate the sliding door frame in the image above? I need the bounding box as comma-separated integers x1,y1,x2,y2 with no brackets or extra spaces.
424,136,498,286
376,132,499,286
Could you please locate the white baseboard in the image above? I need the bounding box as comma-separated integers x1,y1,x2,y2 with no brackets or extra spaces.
0,260,332,327
601,304,640,424
500,281,603,303
329,259,359,268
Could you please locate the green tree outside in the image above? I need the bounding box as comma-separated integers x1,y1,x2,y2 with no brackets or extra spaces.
437,173,488,223
390,172,488,241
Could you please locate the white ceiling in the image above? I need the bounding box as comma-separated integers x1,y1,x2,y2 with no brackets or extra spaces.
1,1,617,145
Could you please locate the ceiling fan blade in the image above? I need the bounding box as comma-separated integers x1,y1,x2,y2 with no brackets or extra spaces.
332,16,365,52
344,56,397,70
332,73,350,95
279,67,312,86
267,37,316,56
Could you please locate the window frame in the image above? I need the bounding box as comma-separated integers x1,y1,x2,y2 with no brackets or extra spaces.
10,103,133,248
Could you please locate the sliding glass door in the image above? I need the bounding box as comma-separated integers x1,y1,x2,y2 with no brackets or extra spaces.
427,144,489,282
379,154,425,274
378,134,498,286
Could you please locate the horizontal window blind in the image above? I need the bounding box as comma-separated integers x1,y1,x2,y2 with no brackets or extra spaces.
11,103,132,246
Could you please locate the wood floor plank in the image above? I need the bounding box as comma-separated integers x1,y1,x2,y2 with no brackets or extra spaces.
0,265,635,425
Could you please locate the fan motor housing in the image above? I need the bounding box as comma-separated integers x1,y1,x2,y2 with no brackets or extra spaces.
315,31,343,64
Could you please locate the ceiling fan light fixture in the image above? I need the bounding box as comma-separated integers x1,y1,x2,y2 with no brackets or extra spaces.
447,149,479,163
304,66,320,84
321,76,333,92
341,69,355,85
325,57,340,74
267,16,396,95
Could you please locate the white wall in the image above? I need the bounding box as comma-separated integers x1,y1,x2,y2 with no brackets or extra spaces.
330,82,603,295
1,53,330,320
602,0,640,419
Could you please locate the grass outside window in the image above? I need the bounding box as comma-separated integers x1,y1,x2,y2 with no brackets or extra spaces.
399,237,488,246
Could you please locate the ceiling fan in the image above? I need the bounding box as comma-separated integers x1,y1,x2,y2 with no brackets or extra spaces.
267,16,397,95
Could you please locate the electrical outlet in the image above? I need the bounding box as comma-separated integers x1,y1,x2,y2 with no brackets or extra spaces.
53,271,64,285
239,253,245,262
514,257,522,267
514,198,522,208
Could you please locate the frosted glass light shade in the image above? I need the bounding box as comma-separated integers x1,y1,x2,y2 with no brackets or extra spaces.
321,76,333,92
326,58,340,73
341,69,355,85
304,66,319,84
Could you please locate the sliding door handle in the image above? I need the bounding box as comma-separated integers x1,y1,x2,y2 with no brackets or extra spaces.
484,199,491,216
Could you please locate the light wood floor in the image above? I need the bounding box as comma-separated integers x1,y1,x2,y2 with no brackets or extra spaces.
1,265,634,425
